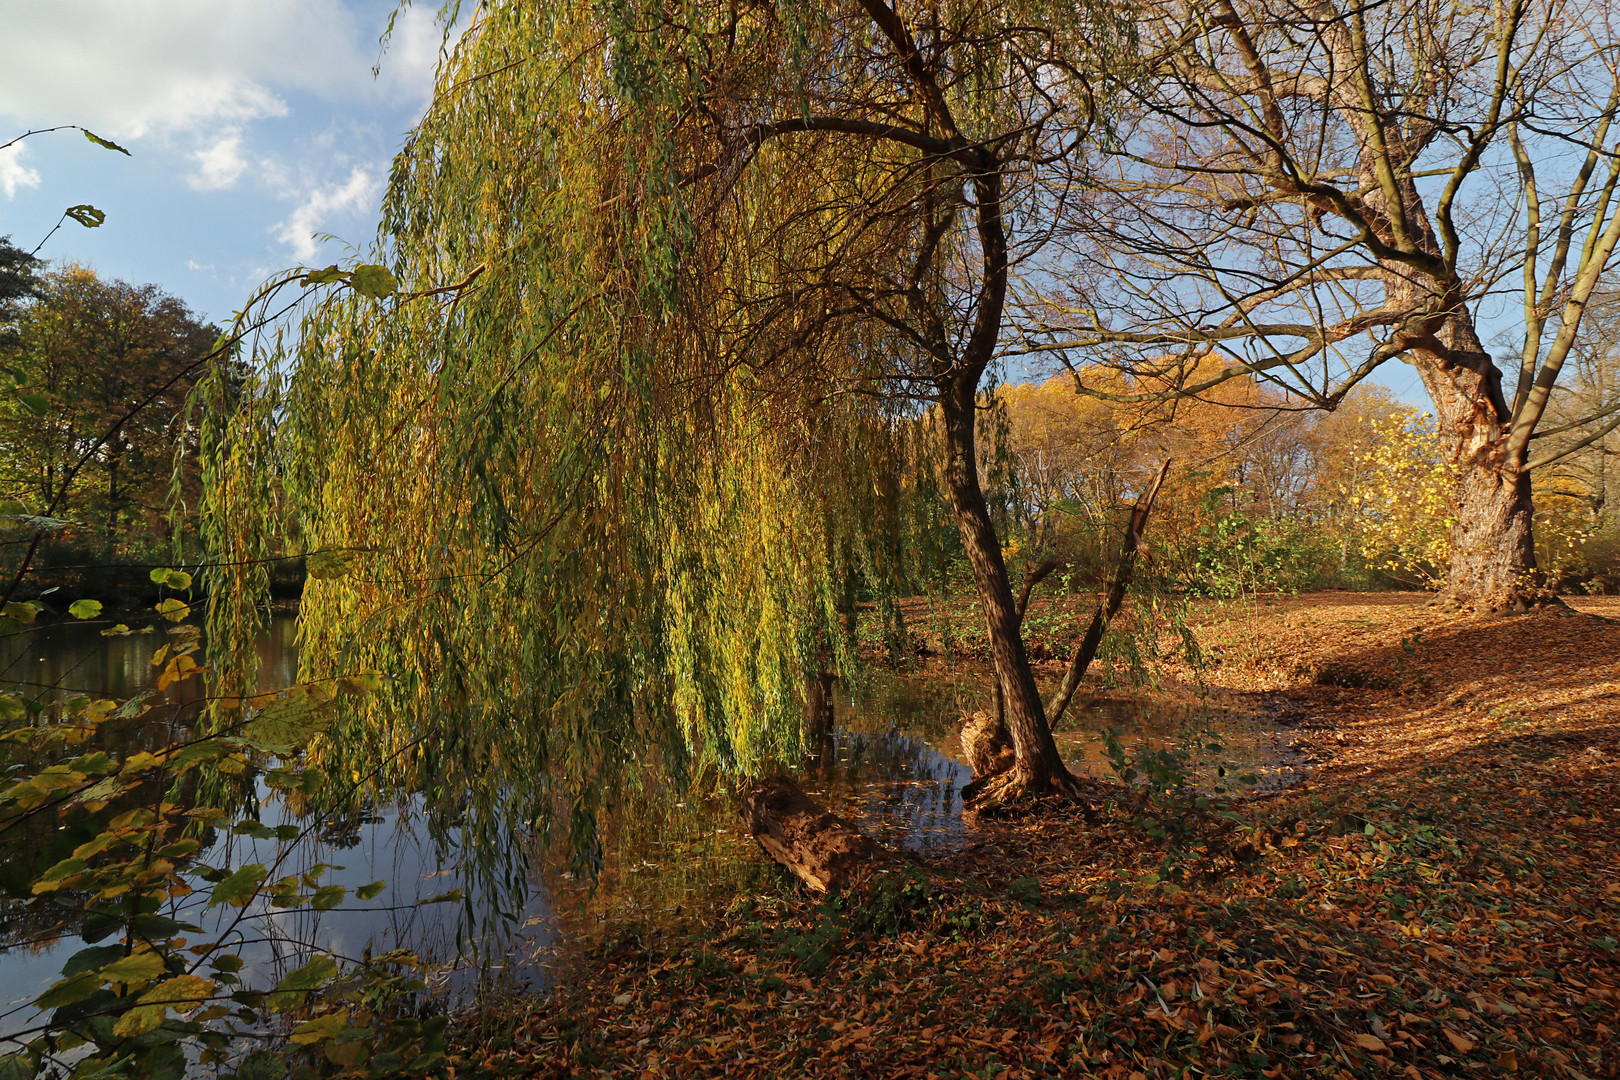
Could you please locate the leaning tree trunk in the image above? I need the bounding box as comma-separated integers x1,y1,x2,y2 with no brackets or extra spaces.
937,388,1077,801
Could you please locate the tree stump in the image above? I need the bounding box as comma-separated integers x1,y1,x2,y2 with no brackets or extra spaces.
740,777,877,892
959,710,1013,779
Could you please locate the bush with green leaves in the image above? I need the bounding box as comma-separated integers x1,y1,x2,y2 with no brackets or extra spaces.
1184,487,1333,598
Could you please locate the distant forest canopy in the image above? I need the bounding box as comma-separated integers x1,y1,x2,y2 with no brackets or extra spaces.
2,245,1615,608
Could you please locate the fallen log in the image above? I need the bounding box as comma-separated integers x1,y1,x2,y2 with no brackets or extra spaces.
740,777,879,892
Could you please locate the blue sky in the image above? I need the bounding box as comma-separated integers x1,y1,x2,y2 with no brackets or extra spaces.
1,0,453,328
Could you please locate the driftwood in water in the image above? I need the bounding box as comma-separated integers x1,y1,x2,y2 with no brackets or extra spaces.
740,777,879,892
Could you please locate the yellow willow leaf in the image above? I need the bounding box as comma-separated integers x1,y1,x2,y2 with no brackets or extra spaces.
289,1010,349,1045
111,1004,167,1038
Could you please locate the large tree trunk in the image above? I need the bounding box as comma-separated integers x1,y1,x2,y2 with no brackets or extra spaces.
937,389,1077,802
1410,317,1545,611
1308,11,1547,614
1445,450,1537,610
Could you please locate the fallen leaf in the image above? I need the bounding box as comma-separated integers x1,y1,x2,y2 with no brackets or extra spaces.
1443,1028,1476,1054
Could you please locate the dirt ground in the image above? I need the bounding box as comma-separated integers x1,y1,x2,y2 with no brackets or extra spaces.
457,593,1620,1079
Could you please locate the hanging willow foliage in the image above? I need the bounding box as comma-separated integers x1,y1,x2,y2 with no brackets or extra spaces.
196,2,955,879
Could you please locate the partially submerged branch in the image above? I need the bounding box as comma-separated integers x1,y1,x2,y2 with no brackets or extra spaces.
1045,460,1172,729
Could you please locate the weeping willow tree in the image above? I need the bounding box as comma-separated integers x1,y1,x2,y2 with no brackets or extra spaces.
198,0,1117,883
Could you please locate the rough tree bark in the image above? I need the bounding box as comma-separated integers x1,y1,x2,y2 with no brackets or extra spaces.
960,710,1014,781
740,777,879,892
993,557,1060,731
1417,338,1542,611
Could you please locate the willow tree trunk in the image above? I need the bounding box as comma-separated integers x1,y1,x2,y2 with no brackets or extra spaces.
938,386,1075,799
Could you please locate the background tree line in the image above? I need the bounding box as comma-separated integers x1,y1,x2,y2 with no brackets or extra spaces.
0,238,229,604
988,362,1620,600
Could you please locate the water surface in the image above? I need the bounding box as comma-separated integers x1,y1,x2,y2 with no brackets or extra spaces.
0,618,1302,1035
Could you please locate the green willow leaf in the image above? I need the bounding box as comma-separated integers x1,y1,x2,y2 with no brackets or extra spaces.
299,265,345,286
310,884,346,910
241,696,331,749
34,971,103,1010
98,951,166,984
62,945,123,979
235,1051,287,1080
304,549,360,580
82,129,131,155
64,205,105,229
349,264,398,298
148,568,192,590
267,956,338,1013
2,603,38,626
68,599,103,620
154,598,189,622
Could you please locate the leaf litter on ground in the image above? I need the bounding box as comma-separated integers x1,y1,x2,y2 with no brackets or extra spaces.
450,593,1620,1079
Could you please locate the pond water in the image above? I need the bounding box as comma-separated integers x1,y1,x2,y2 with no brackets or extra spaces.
0,615,558,1045
858,663,1307,794
0,616,1304,1037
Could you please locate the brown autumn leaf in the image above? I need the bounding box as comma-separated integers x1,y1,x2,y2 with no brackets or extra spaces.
1354,1033,1388,1051
1444,1028,1477,1054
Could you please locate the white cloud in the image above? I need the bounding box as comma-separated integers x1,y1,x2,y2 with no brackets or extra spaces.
0,144,41,198
272,167,381,262
381,5,453,103
0,2,452,141
187,129,247,191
